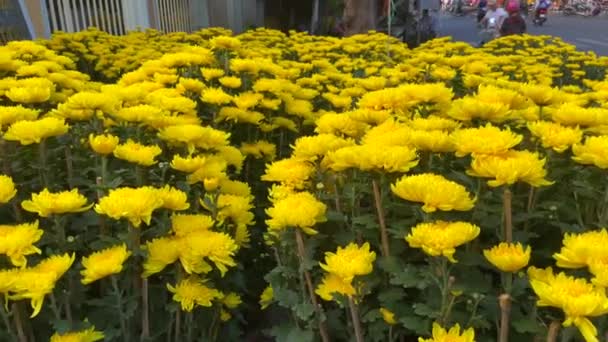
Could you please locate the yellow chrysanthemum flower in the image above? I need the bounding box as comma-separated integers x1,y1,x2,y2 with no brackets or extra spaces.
0,221,43,267
11,253,75,317
143,237,180,277
210,36,241,50
448,97,511,122
170,154,207,173
259,285,274,309
261,158,314,190
3,117,69,145
167,276,223,312
0,174,17,204
315,113,368,138
221,292,242,309
467,150,553,187
323,144,419,173
316,273,356,301
201,87,233,105
408,129,455,153
0,105,39,130
94,186,164,227
177,230,238,276
171,213,215,237
406,221,480,262
553,229,608,269
50,326,105,342
483,242,531,272
21,188,93,217
292,134,355,161
451,124,522,157
519,83,561,107
529,267,608,342
391,173,476,213
319,242,376,282
156,185,190,211
113,140,162,167
527,121,582,153
88,133,119,155
418,322,475,342
265,191,327,235
81,244,131,284
572,135,608,169
380,308,397,325
219,76,242,89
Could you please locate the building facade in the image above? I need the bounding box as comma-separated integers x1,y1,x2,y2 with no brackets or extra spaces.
7,0,265,40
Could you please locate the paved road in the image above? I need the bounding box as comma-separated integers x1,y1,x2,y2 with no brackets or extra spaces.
437,12,608,55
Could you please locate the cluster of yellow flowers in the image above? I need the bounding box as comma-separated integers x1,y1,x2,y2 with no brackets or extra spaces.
2,26,608,341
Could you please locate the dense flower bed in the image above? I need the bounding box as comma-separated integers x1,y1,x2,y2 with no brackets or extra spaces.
1,27,608,341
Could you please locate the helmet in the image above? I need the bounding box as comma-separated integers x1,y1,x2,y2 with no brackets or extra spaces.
506,0,520,12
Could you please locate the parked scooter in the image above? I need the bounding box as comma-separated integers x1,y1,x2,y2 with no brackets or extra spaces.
563,1,593,15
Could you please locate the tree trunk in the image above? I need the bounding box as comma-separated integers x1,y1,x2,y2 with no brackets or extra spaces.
343,0,377,35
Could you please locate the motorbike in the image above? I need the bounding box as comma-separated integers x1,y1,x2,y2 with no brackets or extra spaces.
533,8,548,25
478,16,498,46
563,1,593,15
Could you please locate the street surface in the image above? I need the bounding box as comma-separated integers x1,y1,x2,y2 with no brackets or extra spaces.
437,12,608,55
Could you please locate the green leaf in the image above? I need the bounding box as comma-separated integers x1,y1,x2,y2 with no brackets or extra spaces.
378,287,406,304
294,302,315,321
413,303,437,318
512,316,543,334
399,315,430,335
270,324,314,342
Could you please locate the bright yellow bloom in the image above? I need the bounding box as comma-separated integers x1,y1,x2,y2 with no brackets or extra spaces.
11,253,74,317
467,150,552,187
418,322,475,342
292,134,354,161
210,36,241,50
319,242,376,282
143,237,180,277
50,326,104,342
316,273,357,301
0,174,17,204
315,113,368,138
113,140,162,167
88,133,119,155
483,242,531,272
201,68,225,81
529,267,608,342
527,121,582,153
519,83,561,106
323,144,419,173
21,188,93,217
261,158,314,190
3,117,69,145
158,124,229,153
380,308,397,325
201,87,233,105
171,213,214,236
391,173,476,213
406,221,480,262
170,154,207,173
178,230,238,276
451,124,522,157
221,292,242,309
81,244,131,284
409,130,455,153
553,229,608,269
156,185,190,211
94,186,164,227
233,92,263,110
448,97,511,122
266,191,326,235
0,221,43,267
260,285,274,309
0,105,39,130
167,276,223,312
219,76,242,89
409,115,460,131
572,135,608,169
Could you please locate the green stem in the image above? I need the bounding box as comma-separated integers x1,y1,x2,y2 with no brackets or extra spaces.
437,258,452,325
348,297,365,342
0,298,15,341
11,304,26,342
111,276,129,342
65,146,74,189
503,187,513,243
38,139,49,188
187,311,194,342
372,178,390,257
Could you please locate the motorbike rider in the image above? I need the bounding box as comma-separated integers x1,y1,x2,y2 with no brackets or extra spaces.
479,0,508,45
477,0,488,22
534,0,551,19
500,2,527,35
